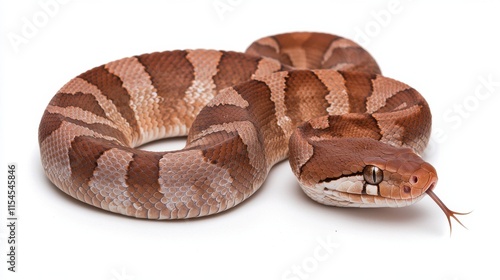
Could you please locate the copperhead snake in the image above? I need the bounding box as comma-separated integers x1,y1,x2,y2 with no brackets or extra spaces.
38,32,466,229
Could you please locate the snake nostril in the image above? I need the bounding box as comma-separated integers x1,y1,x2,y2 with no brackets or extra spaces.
410,175,419,185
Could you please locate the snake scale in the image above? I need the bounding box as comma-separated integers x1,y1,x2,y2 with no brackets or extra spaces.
38,32,466,229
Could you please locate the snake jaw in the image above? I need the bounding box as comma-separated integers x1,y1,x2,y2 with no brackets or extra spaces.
426,188,470,234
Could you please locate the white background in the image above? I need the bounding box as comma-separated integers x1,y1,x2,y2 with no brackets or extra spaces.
1,1,499,279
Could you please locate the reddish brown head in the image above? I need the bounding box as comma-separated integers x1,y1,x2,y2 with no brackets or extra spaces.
294,138,437,206
291,136,468,233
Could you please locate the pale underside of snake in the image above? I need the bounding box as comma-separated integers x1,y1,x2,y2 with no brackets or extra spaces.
39,32,467,230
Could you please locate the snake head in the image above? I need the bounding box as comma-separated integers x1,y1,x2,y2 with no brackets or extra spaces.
361,145,438,205
291,134,468,233
291,137,438,208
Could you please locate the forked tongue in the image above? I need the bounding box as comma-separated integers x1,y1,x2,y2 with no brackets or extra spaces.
426,189,470,235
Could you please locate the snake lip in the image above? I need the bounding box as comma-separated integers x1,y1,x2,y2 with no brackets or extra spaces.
427,180,437,192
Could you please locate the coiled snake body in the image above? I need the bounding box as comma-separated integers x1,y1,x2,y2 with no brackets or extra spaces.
39,32,465,228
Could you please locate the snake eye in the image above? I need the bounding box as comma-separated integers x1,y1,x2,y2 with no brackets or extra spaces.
363,165,383,185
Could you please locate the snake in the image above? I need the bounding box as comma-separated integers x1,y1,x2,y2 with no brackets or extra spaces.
38,31,466,229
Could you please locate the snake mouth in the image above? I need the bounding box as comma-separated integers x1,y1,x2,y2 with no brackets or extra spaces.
307,175,432,208
308,186,427,208
425,174,437,192
428,182,436,192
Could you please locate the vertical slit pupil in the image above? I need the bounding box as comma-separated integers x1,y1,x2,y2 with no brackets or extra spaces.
363,165,382,185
